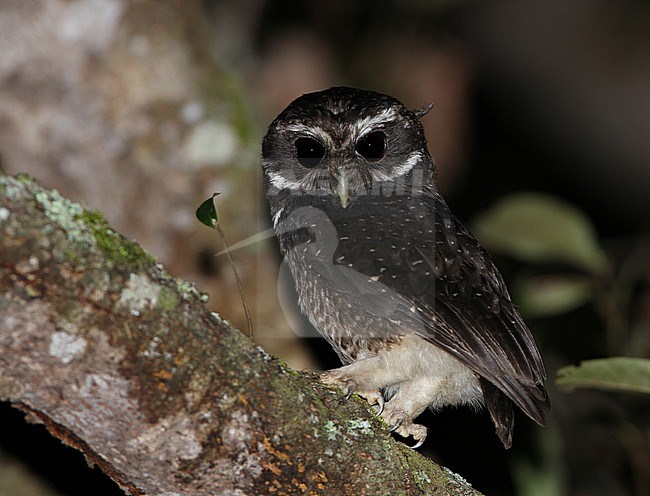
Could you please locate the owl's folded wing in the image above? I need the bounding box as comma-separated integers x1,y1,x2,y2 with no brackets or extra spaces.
404,197,550,428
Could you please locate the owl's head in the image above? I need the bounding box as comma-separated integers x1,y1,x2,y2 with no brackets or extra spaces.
262,87,435,209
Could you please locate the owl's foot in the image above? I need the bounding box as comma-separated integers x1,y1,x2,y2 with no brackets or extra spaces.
382,406,428,449
320,370,357,400
320,371,384,414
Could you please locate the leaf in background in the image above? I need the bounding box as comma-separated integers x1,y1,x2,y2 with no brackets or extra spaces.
195,192,253,339
472,192,609,275
515,274,594,318
556,357,650,394
196,193,220,228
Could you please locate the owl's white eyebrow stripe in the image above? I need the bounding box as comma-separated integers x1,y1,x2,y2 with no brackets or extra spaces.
355,106,399,133
284,123,316,133
282,124,334,148
283,123,328,138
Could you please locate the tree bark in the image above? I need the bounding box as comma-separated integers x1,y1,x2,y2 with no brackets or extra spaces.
0,173,482,496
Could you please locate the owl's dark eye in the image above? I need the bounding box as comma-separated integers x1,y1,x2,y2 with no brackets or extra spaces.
295,137,326,168
356,131,386,162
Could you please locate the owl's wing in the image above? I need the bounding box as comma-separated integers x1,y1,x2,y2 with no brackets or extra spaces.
339,194,549,443
416,196,548,430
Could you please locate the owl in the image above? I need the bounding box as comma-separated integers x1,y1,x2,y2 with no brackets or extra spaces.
262,86,549,449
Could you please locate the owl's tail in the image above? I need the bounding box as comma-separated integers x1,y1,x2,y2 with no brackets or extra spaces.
480,378,515,448
480,376,550,449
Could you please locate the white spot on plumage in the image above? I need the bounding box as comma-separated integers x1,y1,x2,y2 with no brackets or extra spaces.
272,208,283,228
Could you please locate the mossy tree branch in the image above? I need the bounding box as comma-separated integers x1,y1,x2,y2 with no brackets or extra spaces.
0,174,481,496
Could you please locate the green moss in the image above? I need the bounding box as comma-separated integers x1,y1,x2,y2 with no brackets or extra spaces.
14,173,34,184
157,286,180,313
63,248,80,264
1,173,154,270
274,356,301,377
412,458,439,491
394,444,480,495
77,208,157,269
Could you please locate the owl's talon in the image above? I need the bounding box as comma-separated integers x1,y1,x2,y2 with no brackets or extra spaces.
389,417,403,432
409,432,427,450
381,405,427,448
355,390,384,416
343,383,357,401
373,395,385,416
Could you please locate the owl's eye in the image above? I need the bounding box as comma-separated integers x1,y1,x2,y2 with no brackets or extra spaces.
295,137,326,168
356,131,386,162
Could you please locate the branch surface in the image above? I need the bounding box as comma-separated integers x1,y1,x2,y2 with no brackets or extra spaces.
0,174,482,496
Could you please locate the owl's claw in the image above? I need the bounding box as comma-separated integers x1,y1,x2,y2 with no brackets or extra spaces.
344,383,356,401
382,406,428,449
389,417,403,432
373,395,385,416
357,390,384,416
409,435,427,450
320,370,384,414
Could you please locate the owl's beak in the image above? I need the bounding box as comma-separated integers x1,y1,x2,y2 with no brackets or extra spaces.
332,169,350,208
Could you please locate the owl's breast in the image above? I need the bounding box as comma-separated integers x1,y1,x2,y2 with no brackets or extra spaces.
284,244,416,362
276,195,432,362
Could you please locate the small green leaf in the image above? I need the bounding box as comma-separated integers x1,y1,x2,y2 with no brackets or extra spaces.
516,274,593,318
196,193,220,228
472,192,609,275
194,192,254,338
556,357,650,394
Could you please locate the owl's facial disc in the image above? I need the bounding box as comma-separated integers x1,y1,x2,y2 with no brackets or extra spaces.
287,126,375,208
263,88,433,207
